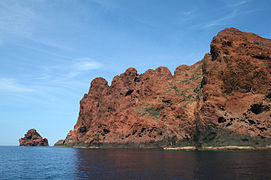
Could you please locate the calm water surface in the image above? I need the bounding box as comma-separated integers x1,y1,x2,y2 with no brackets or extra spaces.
0,146,271,179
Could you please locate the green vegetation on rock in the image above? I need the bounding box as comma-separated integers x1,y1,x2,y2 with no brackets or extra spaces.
136,104,162,119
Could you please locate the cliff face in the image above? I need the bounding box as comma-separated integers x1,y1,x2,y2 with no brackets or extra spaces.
56,28,271,148
196,28,271,147
57,63,203,147
19,129,49,146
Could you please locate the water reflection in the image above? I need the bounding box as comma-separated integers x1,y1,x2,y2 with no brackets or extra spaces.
2,147,270,179
73,149,271,179
193,151,271,179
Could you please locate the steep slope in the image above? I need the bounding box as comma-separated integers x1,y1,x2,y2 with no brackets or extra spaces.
55,28,271,148
196,28,271,147
56,63,203,147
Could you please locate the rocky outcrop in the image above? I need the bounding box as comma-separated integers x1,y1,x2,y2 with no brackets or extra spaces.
19,129,49,146
55,28,271,148
196,28,271,147
54,130,76,147
54,140,64,146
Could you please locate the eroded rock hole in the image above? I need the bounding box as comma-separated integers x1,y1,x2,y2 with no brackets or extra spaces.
226,122,232,127
253,55,270,60
210,45,219,61
79,126,87,133
259,127,267,131
250,104,269,114
218,117,226,123
134,77,140,82
162,99,171,104
108,106,115,112
103,129,110,134
159,132,163,136
150,127,156,133
141,128,146,133
226,41,232,46
125,89,134,96
253,55,264,60
132,130,137,135
248,120,256,125
266,93,271,99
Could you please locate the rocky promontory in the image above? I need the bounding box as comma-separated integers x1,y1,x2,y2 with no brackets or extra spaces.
55,28,271,149
19,129,49,146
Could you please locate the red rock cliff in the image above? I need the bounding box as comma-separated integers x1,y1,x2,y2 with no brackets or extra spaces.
196,28,271,147
55,28,271,148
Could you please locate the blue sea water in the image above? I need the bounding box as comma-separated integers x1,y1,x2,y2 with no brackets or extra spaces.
1,146,271,179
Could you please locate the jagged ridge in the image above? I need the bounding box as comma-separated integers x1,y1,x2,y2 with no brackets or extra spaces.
55,28,271,148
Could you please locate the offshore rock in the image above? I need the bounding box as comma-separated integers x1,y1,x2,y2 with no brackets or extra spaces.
19,129,49,146
57,28,271,148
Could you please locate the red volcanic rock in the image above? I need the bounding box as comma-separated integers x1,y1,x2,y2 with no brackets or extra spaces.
55,63,202,147
56,28,271,148
19,129,49,146
196,27,271,147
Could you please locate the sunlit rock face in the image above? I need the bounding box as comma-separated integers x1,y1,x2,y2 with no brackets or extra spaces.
56,28,271,148
196,28,271,147
19,129,49,146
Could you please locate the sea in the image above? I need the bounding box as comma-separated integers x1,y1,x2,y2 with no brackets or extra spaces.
0,146,271,179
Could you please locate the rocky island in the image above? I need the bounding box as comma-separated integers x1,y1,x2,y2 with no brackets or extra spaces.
19,129,49,146
55,28,271,150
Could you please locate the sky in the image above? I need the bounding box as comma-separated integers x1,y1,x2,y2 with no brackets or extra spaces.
0,0,271,145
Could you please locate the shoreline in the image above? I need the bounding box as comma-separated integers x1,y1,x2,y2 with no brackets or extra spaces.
55,145,271,151
164,146,271,151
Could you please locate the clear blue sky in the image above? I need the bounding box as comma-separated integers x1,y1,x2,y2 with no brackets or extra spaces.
0,0,270,145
